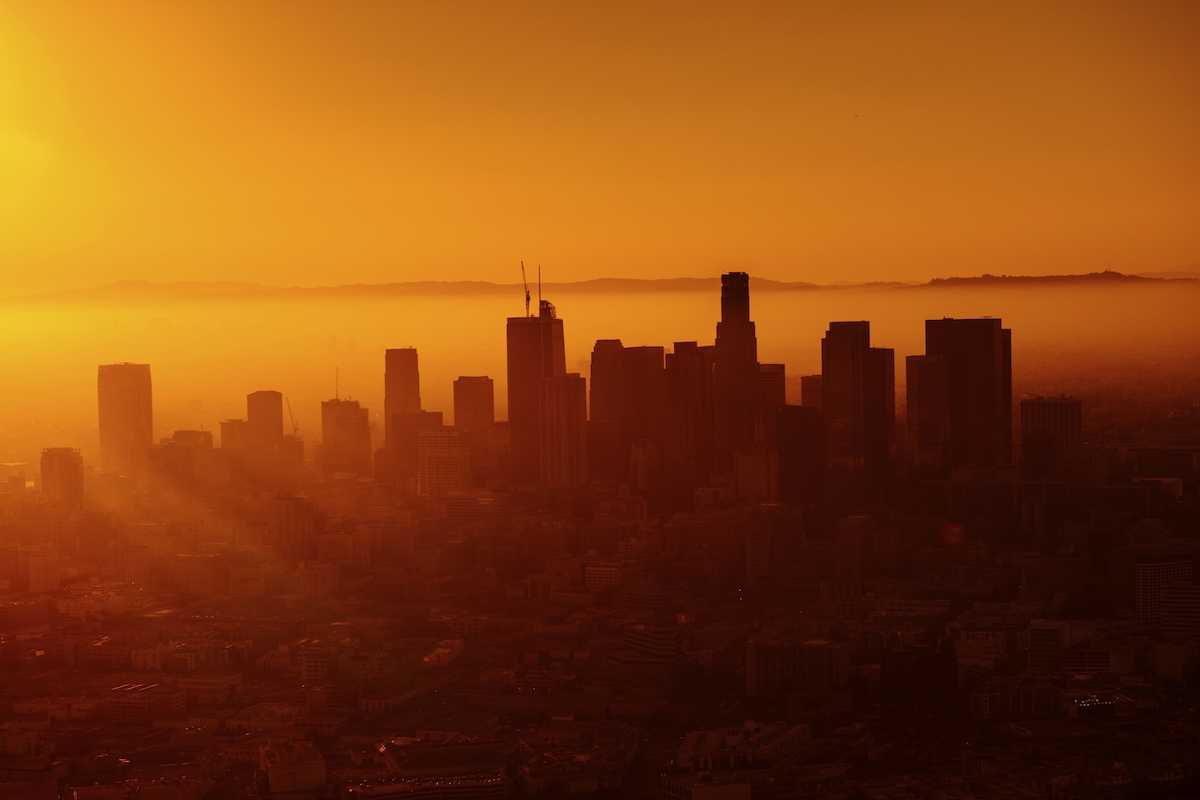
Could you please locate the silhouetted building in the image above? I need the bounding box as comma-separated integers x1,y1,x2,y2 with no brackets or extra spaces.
713,273,760,473
507,300,565,484
923,317,1013,468
454,376,494,476
759,363,786,452
384,410,444,485
320,399,371,476
418,428,473,497
384,348,421,448
540,373,587,488
589,339,624,425
1021,396,1082,482
41,447,84,510
821,322,893,500
1136,559,1193,627
98,362,153,480
664,341,716,504
776,405,824,504
800,374,823,410
270,494,318,563
149,430,214,496
247,390,284,450
220,418,250,449
905,355,951,476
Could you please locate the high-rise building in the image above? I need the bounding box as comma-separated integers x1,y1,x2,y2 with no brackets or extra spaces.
384,348,421,448
98,363,153,479
454,376,495,475
905,355,951,476
220,419,250,450
320,399,372,476
923,317,1013,468
1162,581,1200,638
834,515,875,592
759,363,786,452
1020,396,1083,482
821,323,893,499
40,447,84,510
417,428,473,497
589,339,625,424
713,273,760,473
539,373,588,488
384,410,443,485
247,391,285,450
149,430,214,496
800,374,823,411
1136,559,1193,627
664,341,716,503
776,405,824,504
507,300,566,484
269,495,317,563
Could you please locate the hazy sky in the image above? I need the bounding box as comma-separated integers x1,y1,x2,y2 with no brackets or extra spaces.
2,1,1198,294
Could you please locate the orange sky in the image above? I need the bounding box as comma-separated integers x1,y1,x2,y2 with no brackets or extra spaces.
2,1,1198,294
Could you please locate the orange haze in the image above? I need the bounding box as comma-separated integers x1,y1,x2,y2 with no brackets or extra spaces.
2,1,1199,294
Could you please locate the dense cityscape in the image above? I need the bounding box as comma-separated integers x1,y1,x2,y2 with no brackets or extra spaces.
0,272,1197,799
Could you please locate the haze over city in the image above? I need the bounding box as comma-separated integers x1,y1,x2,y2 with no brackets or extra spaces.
1,4,1199,800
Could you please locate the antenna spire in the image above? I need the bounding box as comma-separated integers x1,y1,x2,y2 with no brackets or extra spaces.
521,261,530,317
335,367,339,400
538,264,542,308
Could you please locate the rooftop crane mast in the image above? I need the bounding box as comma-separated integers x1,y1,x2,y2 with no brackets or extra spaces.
521,261,531,317
285,396,299,436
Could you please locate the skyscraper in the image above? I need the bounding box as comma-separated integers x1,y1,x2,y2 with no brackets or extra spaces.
418,428,473,497
905,355,951,476
384,348,421,448
664,341,716,503
800,374,823,411
247,390,284,450
454,376,495,475
589,339,624,424
759,363,786,452
507,300,566,484
776,405,824,504
539,373,588,488
320,398,372,476
41,447,84,510
98,363,153,480
713,272,759,473
821,322,893,500
923,317,1013,468
1020,396,1083,482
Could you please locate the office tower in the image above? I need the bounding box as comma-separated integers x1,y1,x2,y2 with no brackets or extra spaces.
1026,619,1069,673
24,546,60,594
664,342,716,503
384,348,421,447
905,355,951,475
589,339,624,424
776,405,824,504
539,373,587,487
507,300,566,484
1020,396,1083,482
97,363,153,479
385,410,444,485
1136,559,1193,627
149,430,214,496
821,322,894,499
923,317,1013,467
746,637,851,697
1162,582,1200,638
417,428,473,497
320,398,372,476
759,363,786,452
801,374,823,410
220,419,250,449
247,390,285,450
713,272,760,472
269,495,317,563
40,447,84,510
125,543,153,584
454,376,495,475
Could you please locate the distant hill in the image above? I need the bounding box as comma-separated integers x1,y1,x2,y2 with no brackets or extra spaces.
4,270,1193,304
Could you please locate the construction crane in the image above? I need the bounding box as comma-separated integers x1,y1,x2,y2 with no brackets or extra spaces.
285,396,299,436
521,261,531,317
